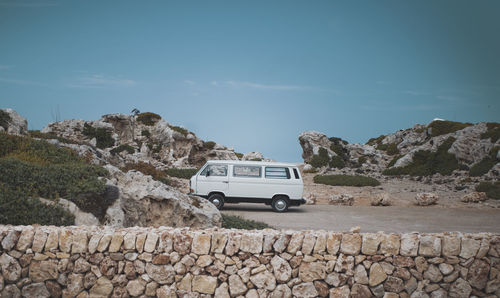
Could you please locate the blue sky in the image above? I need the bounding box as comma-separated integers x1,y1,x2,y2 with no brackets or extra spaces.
1,0,499,162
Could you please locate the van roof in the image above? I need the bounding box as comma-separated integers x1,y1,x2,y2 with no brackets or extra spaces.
206,160,299,167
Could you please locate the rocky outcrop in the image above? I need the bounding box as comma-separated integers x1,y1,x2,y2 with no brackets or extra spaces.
0,108,27,135
42,112,239,168
415,193,439,206
299,120,499,179
1,226,499,297
103,165,221,228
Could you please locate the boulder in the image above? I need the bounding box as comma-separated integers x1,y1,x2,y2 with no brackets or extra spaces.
0,108,27,135
461,192,488,203
104,165,221,228
414,193,438,206
329,194,354,206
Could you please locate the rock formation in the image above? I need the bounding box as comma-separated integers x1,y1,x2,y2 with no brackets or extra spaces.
299,120,499,179
42,113,239,168
0,108,28,135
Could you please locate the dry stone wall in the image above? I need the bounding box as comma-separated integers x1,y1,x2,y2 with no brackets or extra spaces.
1,225,499,298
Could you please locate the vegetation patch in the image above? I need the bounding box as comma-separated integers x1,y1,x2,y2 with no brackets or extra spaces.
168,124,189,136
367,135,385,146
137,112,161,126
469,146,499,177
147,142,162,154
0,185,74,226
476,181,500,200
165,168,199,179
309,147,330,168
481,122,500,142
122,162,170,185
250,158,262,161
203,141,216,150
428,120,472,137
141,129,151,138
387,155,403,168
383,137,459,176
221,214,271,230
29,130,81,145
0,133,110,224
0,109,12,130
329,155,345,168
82,123,115,149
313,174,381,187
235,152,244,159
110,144,135,155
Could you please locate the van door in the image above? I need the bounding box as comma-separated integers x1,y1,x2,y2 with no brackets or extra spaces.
196,164,229,196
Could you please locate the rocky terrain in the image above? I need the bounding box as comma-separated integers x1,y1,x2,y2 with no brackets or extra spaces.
0,109,222,229
299,120,499,208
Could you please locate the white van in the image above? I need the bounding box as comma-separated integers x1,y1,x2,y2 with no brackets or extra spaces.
189,160,305,212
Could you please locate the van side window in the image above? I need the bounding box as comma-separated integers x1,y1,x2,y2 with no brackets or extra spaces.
202,165,227,176
265,167,290,179
233,165,261,177
293,168,300,179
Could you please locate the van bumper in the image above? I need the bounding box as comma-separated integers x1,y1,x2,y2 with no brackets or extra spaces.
290,198,307,206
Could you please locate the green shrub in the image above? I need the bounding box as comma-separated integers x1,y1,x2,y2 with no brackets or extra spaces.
122,162,170,185
147,142,163,154
0,185,74,226
428,120,472,137
235,152,244,159
110,144,135,155
250,158,262,161
169,125,188,136
386,143,400,155
29,130,81,145
82,123,115,149
481,123,500,142
141,129,151,137
383,137,459,176
313,174,381,187
328,137,348,145
329,155,345,169
476,181,500,200
367,135,385,146
0,134,111,222
387,155,403,168
0,109,12,130
309,147,330,168
165,168,199,179
203,141,216,150
137,112,161,126
469,157,496,177
221,214,271,230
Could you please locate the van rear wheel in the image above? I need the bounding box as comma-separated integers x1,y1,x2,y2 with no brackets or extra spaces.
208,193,224,210
271,196,289,212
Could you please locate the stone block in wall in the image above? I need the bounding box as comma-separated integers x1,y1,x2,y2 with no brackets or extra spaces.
16,228,34,252
340,234,362,255
71,231,88,254
211,232,228,254
400,233,419,257
419,236,441,257
459,238,480,259
59,229,72,253
313,232,327,254
442,236,461,257
225,233,241,256
31,230,47,253
326,233,341,255
240,233,262,254
380,234,400,255
173,233,192,255
362,233,382,255
144,233,159,253
302,234,316,255
192,233,211,255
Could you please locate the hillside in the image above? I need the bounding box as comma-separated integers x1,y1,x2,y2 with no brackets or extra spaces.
299,120,500,203
0,108,221,228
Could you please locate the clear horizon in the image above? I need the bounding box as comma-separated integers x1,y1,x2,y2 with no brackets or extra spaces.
1,0,499,162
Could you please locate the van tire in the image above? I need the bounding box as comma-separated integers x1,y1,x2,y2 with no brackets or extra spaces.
271,196,289,212
208,193,224,210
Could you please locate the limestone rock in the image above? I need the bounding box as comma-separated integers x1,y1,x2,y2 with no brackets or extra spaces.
329,194,354,206
228,275,247,297
415,193,439,206
89,276,113,297
192,275,217,294
329,285,350,298
126,279,145,296
340,233,362,255
449,278,472,297
291,282,318,298
461,192,488,203
419,236,441,257
249,270,276,291
369,263,387,287
298,262,326,282
271,256,292,283
271,284,292,298
145,263,175,284
0,108,27,135
105,165,222,228
0,253,21,283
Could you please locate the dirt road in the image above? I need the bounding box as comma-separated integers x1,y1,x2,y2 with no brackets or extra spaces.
222,204,500,233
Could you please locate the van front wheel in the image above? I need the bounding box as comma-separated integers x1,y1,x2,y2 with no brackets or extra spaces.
271,197,289,212
208,194,224,210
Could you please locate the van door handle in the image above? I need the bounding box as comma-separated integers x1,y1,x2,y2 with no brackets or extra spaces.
222,181,229,184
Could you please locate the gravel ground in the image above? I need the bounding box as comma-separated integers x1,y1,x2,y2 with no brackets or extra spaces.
222,203,500,233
